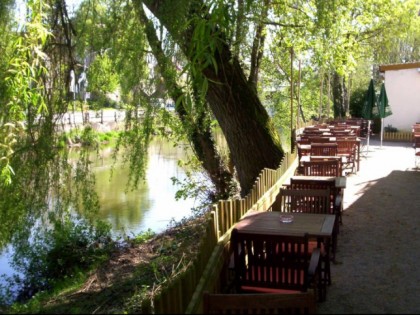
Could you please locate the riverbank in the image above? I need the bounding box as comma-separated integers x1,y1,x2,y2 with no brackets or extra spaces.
2,215,206,314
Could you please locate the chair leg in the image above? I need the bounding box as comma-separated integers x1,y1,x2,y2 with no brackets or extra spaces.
321,261,329,301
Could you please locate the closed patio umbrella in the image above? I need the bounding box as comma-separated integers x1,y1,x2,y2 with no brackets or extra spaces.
362,79,376,153
378,82,392,147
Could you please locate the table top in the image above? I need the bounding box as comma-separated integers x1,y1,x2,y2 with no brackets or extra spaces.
283,175,347,189
234,211,335,238
300,155,348,165
298,138,361,146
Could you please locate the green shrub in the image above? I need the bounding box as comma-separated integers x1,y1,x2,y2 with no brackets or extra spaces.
385,124,398,132
6,216,113,304
80,126,99,146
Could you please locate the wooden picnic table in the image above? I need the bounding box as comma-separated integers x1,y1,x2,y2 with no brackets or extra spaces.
234,211,335,238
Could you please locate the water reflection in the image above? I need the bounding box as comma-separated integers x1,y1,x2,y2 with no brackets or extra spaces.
93,138,196,237
0,138,198,300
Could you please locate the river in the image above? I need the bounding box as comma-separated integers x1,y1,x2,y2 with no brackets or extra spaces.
91,138,198,237
0,137,200,302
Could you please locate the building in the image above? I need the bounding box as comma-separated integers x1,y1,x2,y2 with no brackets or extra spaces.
379,62,420,131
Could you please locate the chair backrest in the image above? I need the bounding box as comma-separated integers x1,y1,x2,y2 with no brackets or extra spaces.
413,135,420,149
308,137,331,144
297,137,311,145
202,291,317,314
335,135,357,141
231,230,317,293
302,159,342,177
309,155,341,162
274,188,330,214
336,139,357,156
289,179,338,216
310,143,338,156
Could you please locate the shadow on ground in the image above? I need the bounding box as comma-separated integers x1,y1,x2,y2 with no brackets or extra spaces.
318,169,420,314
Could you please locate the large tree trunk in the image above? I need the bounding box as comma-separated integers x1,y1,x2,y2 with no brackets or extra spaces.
248,0,270,90
137,5,236,200
332,72,348,119
139,0,284,197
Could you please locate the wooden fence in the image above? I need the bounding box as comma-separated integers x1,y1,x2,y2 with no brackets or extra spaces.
143,151,299,314
383,131,412,142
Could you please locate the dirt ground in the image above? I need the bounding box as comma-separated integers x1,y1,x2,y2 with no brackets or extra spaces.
317,137,420,314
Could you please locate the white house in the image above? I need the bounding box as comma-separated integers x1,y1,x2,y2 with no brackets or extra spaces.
379,62,420,131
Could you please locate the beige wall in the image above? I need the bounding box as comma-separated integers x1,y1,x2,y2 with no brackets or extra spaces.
383,67,420,131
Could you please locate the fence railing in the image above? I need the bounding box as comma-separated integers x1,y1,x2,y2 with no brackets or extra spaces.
383,131,412,142
144,150,299,314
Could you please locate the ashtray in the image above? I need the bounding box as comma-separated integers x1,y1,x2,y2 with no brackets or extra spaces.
279,214,294,223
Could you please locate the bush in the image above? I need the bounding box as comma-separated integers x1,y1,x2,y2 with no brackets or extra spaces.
384,124,398,132
80,125,99,146
6,216,113,303
349,87,366,118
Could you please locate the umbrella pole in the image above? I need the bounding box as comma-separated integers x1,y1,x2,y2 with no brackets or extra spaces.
380,118,384,148
366,120,371,154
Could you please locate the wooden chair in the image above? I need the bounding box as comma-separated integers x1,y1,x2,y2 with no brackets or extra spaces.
310,143,338,156
286,180,342,260
302,159,342,177
413,135,420,167
308,156,343,176
275,188,331,214
308,137,331,144
274,188,338,284
202,291,317,314
336,139,357,173
288,178,343,228
231,230,324,301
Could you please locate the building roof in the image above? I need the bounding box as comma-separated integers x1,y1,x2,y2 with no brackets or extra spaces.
379,62,420,72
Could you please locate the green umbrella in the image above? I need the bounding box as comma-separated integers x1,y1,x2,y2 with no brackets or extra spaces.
378,83,392,147
362,79,376,120
378,83,392,118
362,79,376,153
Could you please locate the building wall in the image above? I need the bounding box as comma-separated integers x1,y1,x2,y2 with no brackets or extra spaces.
383,67,420,131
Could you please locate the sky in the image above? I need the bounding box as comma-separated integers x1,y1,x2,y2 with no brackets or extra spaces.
15,0,83,24
65,0,83,12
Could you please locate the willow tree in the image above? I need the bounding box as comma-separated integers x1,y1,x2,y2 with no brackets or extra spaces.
0,0,105,252
129,0,285,197
75,0,419,198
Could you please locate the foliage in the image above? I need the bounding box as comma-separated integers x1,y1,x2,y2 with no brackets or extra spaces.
80,125,99,146
349,87,368,118
130,228,156,245
1,214,113,307
384,124,398,132
88,91,120,109
0,0,419,311
0,0,51,186
87,51,119,95
170,157,216,212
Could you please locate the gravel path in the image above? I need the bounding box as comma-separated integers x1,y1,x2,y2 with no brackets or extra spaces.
317,137,420,314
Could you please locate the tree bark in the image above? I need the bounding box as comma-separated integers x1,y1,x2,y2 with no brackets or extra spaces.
332,72,348,119
139,0,284,197
136,5,237,200
248,0,270,90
